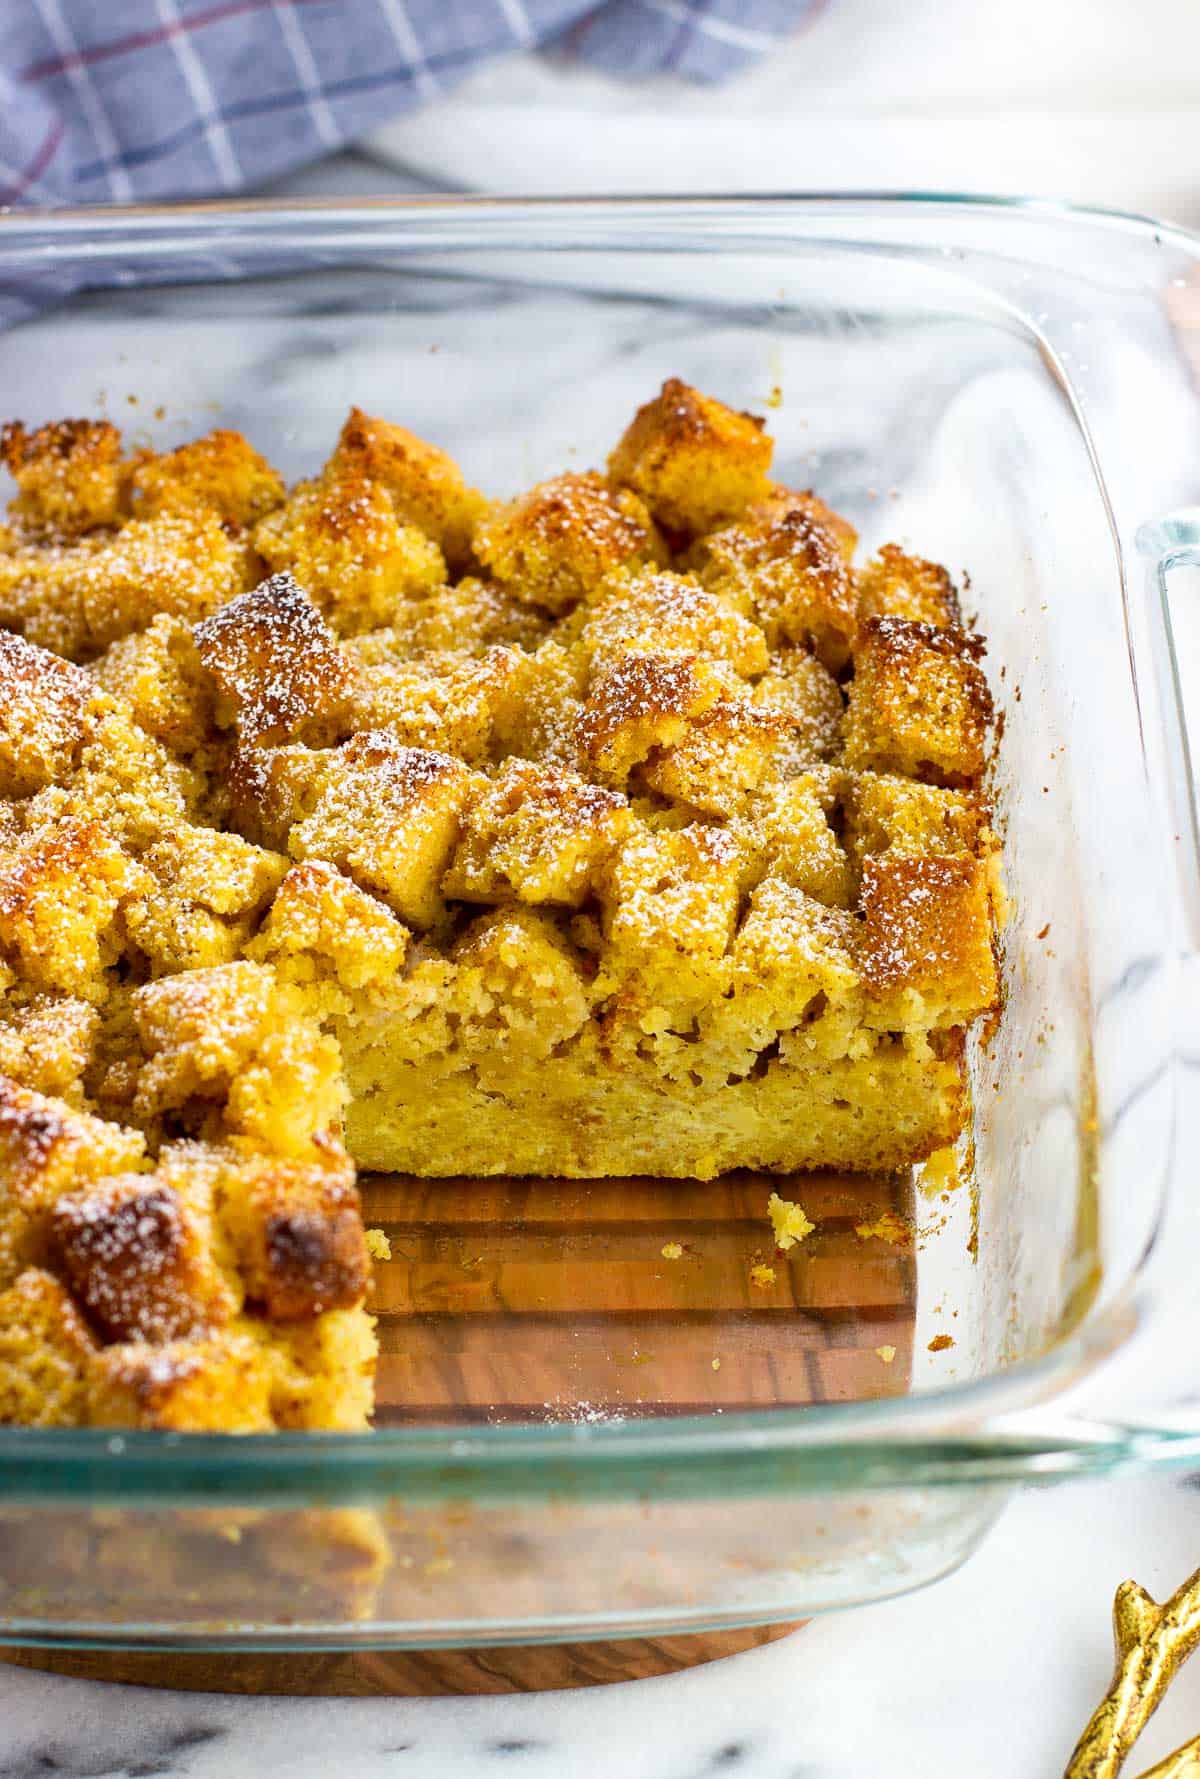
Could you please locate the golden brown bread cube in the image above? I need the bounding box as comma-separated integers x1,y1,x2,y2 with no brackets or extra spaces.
264,1304,376,1430
254,470,446,635
841,772,982,872
579,569,767,677
127,430,285,527
225,740,333,852
736,774,853,908
0,628,92,796
642,694,795,817
353,577,549,656
0,1078,146,1286
246,860,410,994
214,1146,369,1322
0,994,100,1103
859,851,998,1029
194,570,357,747
88,1330,278,1432
750,645,844,764
345,643,524,763
0,817,143,1002
290,732,474,928
0,1268,98,1426
329,406,486,572
51,1170,236,1343
1,418,126,537
125,825,287,975
844,616,992,786
0,513,256,660
706,877,861,1067
694,498,859,670
444,758,632,908
450,906,591,1074
91,612,219,760
578,651,724,785
132,962,346,1153
607,378,773,535
473,472,662,612
598,822,742,1020
857,544,962,628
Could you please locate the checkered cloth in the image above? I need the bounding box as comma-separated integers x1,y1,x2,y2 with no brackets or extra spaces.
0,1,825,208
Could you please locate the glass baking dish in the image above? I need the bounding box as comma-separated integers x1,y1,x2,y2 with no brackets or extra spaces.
0,194,1197,1651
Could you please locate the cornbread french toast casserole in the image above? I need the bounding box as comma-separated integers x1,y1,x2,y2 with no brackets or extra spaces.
0,382,999,1431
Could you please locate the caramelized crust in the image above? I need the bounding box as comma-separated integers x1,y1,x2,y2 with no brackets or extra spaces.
844,616,992,786
330,406,486,572
0,382,1001,1424
1,419,126,537
194,570,357,746
857,544,962,629
608,378,773,534
127,430,285,527
474,473,662,612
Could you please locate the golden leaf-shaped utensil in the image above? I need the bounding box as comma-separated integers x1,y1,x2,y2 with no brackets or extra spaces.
1065,1565,1200,1777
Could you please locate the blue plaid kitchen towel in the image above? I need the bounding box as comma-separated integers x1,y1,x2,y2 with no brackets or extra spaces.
0,1,825,208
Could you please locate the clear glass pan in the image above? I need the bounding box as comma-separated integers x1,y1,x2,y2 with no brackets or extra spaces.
0,194,1196,1648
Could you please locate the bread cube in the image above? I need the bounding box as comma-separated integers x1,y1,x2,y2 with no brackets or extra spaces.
580,569,767,677
0,817,143,1001
51,1170,236,1342
844,617,992,785
579,652,724,785
695,500,858,670
452,906,591,1070
859,851,998,1029
0,629,91,796
351,577,549,656
599,822,741,1018
132,962,345,1152
329,406,486,571
127,430,285,527
739,774,854,908
88,1330,277,1431
226,741,334,852
607,379,772,534
842,772,982,872
643,695,795,816
346,644,523,763
705,877,861,1065
445,759,632,908
857,544,961,628
0,1079,146,1286
1,418,126,537
751,645,844,763
125,826,287,975
254,470,446,634
474,472,662,612
246,861,409,992
0,1268,98,1426
290,732,474,928
0,994,100,1103
194,571,358,747
2,514,256,659
212,1146,367,1322
91,613,218,759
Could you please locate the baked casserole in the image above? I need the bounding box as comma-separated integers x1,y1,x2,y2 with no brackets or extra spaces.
0,382,999,1430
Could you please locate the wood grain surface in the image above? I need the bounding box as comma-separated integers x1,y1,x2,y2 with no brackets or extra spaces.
1,1622,805,1695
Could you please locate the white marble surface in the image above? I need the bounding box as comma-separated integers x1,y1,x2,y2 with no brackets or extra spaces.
4,114,1200,1771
